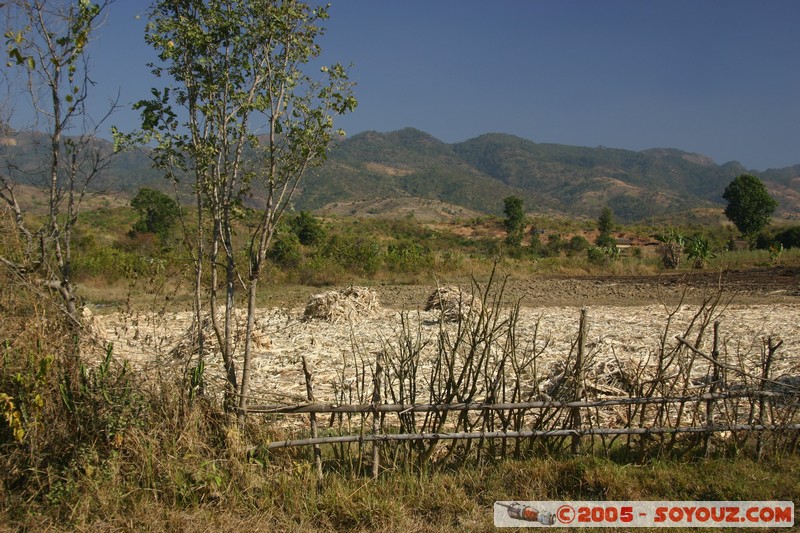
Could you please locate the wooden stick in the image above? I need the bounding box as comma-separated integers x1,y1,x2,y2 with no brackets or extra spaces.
244,391,785,415
302,356,323,483
372,352,383,479
704,321,720,457
571,308,587,454
757,337,779,461
265,423,800,450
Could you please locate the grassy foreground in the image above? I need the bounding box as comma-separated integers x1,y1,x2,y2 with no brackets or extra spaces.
3,442,798,531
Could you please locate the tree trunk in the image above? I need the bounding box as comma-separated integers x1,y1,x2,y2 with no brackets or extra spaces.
238,277,259,422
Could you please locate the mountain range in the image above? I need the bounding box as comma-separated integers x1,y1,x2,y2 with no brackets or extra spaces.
3,127,798,222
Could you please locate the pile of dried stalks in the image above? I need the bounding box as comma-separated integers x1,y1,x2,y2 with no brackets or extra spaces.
303,286,380,322
424,285,482,322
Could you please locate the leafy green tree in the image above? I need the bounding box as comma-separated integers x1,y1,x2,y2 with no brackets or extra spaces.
122,0,356,410
289,211,326,246
595,206,616,248
722,174,777,241
130,188,179,243
774,226,800,249
502,195,525,247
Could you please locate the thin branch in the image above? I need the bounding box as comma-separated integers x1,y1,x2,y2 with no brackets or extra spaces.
675,336,793,390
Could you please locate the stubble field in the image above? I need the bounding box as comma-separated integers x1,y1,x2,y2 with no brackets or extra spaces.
94,267,800,406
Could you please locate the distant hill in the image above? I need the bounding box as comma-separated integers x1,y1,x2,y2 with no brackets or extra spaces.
0,130,165,194
295,128,557,216
464,134,770,220
3,127,798,222
299,128,798,222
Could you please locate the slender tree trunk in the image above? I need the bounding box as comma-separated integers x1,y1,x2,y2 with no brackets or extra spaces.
210,210,237,405
46,64,78,319
238,277,258,421
193,177,205,395
223,209,237,405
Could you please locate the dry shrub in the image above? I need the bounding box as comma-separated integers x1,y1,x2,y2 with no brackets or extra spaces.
303,285,380,321
0,268,78,497
424,285,483,322
0,215,149,514
540,354,647,401
658,242,683,269
589,355,646,394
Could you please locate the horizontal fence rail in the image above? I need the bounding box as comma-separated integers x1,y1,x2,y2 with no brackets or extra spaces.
243,390,790,415
265,424,800,450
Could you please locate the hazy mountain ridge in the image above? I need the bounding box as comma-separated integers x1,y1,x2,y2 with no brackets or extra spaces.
301,128,793,221
3,127,798,222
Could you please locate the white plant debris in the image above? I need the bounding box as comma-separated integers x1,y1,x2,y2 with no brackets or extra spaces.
96,300,800,408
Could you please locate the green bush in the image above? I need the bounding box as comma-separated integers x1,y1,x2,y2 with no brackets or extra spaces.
385,239,432,272
321,234,383,276
288,211,327,246
566,235,590,256
434,249,464,271
268,231,302,268
774,226,800,249
544,234,565,257
587,245,618,266
73,246,161,282
298,255,345,286
755,231,774,250
0,265,145,511
686,235,715,269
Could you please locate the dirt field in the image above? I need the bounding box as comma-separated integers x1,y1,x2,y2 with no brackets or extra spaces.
93,266,800,405
249,266,800,310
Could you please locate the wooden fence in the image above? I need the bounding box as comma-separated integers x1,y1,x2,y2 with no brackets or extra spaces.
243,306,800,479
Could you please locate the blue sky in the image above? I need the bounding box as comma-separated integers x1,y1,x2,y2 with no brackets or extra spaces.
13,1,800,170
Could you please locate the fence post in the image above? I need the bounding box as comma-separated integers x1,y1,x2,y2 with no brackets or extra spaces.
756,337,780,461
571,308,587,455
372,351,384,479
704,321,721,457
301,356,323,484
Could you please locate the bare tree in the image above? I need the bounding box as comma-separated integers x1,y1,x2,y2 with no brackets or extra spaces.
1,0,116,319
